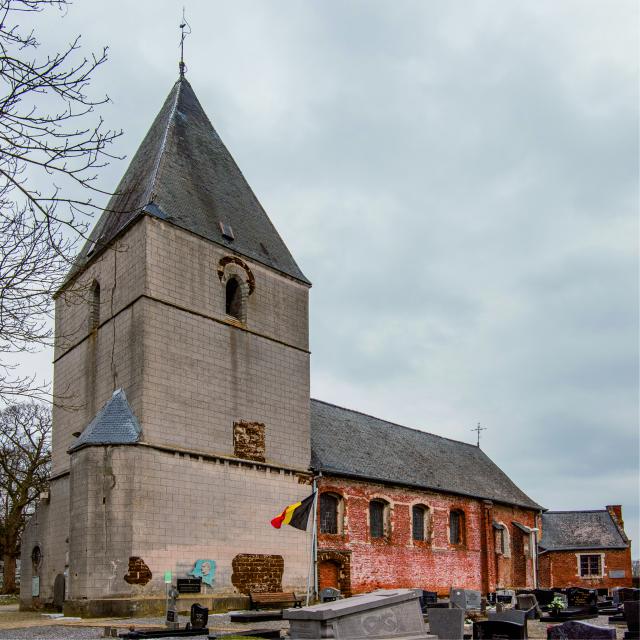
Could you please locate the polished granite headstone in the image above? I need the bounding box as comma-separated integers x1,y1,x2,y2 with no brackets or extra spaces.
488,609,527,626
450,588,482,611
428,607,464,640
284,589,433,640
473,620,525,639
546,620,616,639
624,600,640,640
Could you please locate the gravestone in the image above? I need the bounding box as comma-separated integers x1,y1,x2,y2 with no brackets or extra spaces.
488,609,527,626
547,620,616,639
53,573,65,611
624,600,640,640
450,588,482,611
496,589,516,606
418,591,438,612
428,607,464,640
473,620,526,639
533,589,555,608
566,588,598,613
321,587,342,602
284,588,430,640
516,594,541,619
189,603,208,630
177,577,202,594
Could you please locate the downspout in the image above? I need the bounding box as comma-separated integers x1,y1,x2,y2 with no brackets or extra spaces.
481,500,493,594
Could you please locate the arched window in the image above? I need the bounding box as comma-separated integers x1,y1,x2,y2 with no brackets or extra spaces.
412,504,430,542
370,499,390,539
31,545,42,572
320,493,343,535
449,509,465,545
225,277,243,320
89,281,100,330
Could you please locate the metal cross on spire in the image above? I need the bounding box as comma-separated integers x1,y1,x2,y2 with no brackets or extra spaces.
179,7,191,78
472,422,486,447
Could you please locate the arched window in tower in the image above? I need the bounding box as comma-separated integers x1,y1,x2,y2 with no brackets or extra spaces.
225,277,243,319
89,281,100,331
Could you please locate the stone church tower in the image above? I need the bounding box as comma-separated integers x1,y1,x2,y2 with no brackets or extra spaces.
21,75,313,609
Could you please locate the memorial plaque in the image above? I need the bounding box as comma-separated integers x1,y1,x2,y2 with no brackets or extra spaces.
31,576,39,597
609,570,626,579
451,588,482,611
177,577,201,593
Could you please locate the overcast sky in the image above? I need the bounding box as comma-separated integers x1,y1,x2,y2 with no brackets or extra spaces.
20,1,639,552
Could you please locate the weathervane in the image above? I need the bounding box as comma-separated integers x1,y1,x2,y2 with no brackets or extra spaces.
179,7,191,78
472,422,486,447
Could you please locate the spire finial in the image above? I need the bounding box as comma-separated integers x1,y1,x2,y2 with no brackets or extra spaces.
472,422,486,447
179,7,191,78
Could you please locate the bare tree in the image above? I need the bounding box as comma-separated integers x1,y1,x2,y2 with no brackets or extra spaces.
0,402,50,593
0,0,122,402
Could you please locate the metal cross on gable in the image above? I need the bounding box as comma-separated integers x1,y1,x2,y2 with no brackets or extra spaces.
472,422,486,447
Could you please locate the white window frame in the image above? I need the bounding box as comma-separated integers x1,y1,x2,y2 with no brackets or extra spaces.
576,553,605,578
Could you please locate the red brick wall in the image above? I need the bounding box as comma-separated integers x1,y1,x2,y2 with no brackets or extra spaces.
317,476,538,596
538,548,632,589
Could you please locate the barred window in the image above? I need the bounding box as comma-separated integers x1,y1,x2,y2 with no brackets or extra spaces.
412,505,427,541
579,554,602,577
320,493,339,534
370,500,388,539
450,510,464,545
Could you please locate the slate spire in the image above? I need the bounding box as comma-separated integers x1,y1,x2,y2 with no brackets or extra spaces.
76,77,309,284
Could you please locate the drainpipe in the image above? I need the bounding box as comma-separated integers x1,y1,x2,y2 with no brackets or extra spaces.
481,500,493,594
531,527,539,589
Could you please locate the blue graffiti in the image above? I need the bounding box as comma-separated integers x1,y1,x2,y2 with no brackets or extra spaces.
189,559,216,586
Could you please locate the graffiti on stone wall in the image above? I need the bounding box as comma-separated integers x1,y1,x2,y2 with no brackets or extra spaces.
124,556,152,585
231,553,284,595
189,559,216,586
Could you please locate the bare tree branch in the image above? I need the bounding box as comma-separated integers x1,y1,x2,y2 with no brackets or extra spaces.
0,0,122,402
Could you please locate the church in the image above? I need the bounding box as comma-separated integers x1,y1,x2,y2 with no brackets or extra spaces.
20,72,545,613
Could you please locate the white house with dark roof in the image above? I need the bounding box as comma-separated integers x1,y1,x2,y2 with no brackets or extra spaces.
538,507,632,590
21,71,545,612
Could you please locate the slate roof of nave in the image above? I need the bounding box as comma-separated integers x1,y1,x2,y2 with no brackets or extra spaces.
70,77,309,285
538,510,629,552
68,388,141,453
310,398,543,511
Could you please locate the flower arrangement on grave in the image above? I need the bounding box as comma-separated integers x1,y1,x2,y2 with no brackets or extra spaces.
549,596,566,615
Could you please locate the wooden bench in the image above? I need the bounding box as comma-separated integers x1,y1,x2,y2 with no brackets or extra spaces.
249,591,303,610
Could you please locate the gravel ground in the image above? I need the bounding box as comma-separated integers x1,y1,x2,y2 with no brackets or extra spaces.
0,610,628,639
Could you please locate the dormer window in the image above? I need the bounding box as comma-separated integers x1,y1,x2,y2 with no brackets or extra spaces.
219,221,235,241
226,277,243,320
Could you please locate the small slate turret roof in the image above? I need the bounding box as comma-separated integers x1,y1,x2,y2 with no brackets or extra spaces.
538,510,629,552
310,399,542,510
71,77,308,285
68,389,141,453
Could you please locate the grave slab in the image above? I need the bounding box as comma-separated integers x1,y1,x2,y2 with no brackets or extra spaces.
624,600,640,640
472,620,525,639
284,589,432,639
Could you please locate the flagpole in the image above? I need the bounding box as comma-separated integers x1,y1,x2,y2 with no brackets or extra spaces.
306,479,318,606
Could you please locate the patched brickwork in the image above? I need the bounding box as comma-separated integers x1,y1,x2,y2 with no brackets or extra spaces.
123,557,152,585
317,550,352,596
233,421,266,462
231,554,284,594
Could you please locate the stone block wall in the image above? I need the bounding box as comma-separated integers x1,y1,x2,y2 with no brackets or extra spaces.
19,475,70,608
125,446,312,596
316,476,537,595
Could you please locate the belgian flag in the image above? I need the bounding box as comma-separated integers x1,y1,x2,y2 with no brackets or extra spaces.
271,492,316,531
